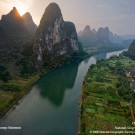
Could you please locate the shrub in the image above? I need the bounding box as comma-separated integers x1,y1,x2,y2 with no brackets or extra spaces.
0,83,20,91
0,65,12,82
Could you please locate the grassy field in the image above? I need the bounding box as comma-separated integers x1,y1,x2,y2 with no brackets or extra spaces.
0,74,40,118
79,56,135,135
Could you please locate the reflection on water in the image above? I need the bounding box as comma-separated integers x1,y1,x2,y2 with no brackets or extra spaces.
36,64,79,106
106,49,127,59
83,58,89,64
0,49,126,135
94,52,106,60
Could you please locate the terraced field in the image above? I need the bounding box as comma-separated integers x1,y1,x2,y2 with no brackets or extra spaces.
80,56,135,134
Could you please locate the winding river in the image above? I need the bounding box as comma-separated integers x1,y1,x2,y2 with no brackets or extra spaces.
0,49,126,135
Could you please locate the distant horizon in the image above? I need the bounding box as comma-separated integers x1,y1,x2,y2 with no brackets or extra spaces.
0,0,135,35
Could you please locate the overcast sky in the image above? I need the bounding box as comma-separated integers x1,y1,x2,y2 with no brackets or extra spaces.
0,0,135,35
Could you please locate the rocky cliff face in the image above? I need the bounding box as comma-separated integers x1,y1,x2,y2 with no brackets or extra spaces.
22,12,37,34
34,3,81,68
65,21,82,51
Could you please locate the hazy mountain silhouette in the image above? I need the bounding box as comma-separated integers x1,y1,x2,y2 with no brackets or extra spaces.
0,7,37,79
22,12,37,34
78,25,131,50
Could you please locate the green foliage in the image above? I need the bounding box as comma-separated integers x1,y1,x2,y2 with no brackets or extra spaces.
0,73,40,117
16,57,35,78
0,65,11,82
86,108,96,113
115,61,122,68
80,56,135,134
0,83,20,92
21,74,40,91
116,76,132,101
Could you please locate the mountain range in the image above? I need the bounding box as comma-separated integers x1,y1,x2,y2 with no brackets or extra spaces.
78,25,133,50
0,7,37,52
0,2,134,82
0,7,37,50
0,3,82,81
0,7,38,79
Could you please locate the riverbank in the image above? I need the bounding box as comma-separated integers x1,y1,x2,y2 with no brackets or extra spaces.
0,49,96,119
0,73,40,118
79,56,135,134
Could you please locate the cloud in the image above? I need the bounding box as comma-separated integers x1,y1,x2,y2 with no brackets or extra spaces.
97,4,104,8
0,0,19,6
1,0,30,5
121,0,129,5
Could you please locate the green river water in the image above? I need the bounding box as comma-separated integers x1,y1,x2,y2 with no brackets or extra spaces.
0,50,125,135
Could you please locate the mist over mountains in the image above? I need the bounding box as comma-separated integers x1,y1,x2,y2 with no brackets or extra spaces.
78,25,133,50
122,34,135,40
0,2,134,81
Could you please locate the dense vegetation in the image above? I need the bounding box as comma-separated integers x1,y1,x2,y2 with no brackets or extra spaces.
0,74,40,117
0,65,11,82
80,56,135,135
0,4,88,118
123,39,135,60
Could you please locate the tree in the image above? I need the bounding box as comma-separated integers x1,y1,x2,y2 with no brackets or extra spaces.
0,65,11,82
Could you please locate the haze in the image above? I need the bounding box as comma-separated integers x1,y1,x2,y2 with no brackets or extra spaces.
0,0,135,35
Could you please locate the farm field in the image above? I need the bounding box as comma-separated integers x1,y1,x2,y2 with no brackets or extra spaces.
80,56,135,135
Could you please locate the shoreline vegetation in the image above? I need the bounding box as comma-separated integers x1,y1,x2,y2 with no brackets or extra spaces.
0,48,129,119
79,55,135,135
0,73,40,118
0,49,96,119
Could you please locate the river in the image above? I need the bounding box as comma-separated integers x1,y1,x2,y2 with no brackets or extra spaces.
0,49,126,135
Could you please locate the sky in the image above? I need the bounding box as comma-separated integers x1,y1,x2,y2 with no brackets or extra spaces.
0,0,135,35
